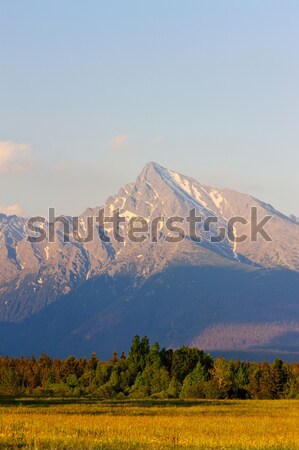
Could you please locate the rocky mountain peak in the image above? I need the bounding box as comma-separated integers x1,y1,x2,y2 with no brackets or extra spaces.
0,162,299,323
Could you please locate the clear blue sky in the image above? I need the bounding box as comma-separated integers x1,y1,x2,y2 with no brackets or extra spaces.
1,0,298,216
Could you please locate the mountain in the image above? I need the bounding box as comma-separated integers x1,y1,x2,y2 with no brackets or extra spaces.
290,214,299,224
0,162,299,360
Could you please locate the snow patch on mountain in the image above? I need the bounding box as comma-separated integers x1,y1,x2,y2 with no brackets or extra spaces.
209,190,227,215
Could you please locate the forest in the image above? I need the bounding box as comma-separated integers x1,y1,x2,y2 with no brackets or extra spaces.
0,336,298,400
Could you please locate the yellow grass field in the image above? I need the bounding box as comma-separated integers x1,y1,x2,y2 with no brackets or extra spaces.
0,399,298,449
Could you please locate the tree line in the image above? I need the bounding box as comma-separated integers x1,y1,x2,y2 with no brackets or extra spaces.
0,336,298,399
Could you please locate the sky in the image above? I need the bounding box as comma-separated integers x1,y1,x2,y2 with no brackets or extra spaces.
0,0,299,217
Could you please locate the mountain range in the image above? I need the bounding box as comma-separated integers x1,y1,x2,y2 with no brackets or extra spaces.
0,162,299,360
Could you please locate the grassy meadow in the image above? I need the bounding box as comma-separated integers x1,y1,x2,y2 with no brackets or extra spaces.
0,398,298,449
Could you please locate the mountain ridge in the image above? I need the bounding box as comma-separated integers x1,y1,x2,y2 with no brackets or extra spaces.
0,162,298,359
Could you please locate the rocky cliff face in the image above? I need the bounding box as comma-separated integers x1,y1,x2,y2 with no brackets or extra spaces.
0,162,298,323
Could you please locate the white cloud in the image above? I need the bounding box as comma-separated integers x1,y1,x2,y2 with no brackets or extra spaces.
110,134,129,150
0,141,36,174
0,203,27,217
